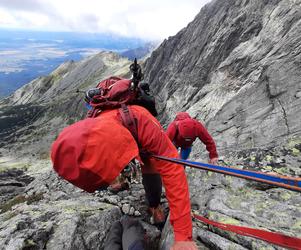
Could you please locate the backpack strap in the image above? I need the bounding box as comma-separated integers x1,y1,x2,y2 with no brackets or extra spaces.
87,107,101,118
119,104,139,142
118,104,149,157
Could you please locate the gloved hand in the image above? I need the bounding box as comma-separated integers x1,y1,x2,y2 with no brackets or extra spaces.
209,157,218,165
170,241,199,250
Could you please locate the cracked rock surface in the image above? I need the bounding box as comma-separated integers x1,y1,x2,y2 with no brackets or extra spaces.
159,139,301,250
144,0,301,153
0,169,162,250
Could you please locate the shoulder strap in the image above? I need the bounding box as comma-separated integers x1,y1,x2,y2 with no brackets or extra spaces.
87,107,101,118
118,105,150,157
119,104,138,143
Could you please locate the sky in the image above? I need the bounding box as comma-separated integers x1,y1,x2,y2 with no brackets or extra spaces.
0,0,212,40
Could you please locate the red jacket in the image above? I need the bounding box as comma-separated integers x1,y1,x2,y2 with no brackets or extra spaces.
52,105,192,241
106,106,192,241
166,112,218,159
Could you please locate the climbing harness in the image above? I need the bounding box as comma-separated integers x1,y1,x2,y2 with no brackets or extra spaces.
192,214,301,250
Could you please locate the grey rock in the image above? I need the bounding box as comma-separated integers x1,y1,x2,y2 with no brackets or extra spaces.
104,195,120,205
0,169,34,206
134,210,141,216
0,198,122,250
0,168,166,250
144,0,301,153
122,204,131,214
129,206,135,215
197,228,248,250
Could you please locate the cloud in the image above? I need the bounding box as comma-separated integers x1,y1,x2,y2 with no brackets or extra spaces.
0,0,45,11
0,0,212,40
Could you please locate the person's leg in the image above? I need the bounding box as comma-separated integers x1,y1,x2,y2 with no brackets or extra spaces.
180,147,192,160
104,221,123,250
120,216,145,250
142,173,162,208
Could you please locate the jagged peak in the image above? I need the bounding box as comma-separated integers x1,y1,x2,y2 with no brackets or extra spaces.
50,60,77,76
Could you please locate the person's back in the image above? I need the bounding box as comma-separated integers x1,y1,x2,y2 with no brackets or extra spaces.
166,112,218,163
51,105,198,250
168,112,197,148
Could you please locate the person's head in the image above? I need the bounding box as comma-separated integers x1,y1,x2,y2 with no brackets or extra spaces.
175,112,191,121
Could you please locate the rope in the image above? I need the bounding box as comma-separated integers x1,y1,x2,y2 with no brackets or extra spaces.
151,155,301,192
193,214,301,250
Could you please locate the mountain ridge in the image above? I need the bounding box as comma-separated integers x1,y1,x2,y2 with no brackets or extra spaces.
0,51,132,158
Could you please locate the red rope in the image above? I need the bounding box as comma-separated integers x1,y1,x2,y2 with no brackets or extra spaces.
193,214,301,250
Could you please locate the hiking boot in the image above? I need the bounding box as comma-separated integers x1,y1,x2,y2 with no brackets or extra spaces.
149,205,165,225
108,181,129,193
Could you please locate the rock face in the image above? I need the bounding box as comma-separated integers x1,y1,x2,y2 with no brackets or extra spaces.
0,168,162,250
144,0,301,153
0,169,33,206
143,0,301,248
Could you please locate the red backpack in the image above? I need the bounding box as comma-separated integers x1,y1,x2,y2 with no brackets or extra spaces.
52,59,148,192
175,119,197,147
86,77,138,118
52,75,146,193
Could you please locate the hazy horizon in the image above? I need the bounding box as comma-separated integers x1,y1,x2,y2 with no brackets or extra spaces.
0,28,153,98
0,0,211,40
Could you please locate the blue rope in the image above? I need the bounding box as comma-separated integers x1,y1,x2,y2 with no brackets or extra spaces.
183,158,300,186
152,155,301,192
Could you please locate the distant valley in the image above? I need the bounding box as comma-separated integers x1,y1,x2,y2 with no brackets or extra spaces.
0,29,155,97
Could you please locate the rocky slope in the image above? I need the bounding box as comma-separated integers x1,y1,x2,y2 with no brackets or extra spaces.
0,0,301,249
0,169,163,250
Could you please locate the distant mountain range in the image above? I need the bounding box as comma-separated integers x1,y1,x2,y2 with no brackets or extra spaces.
0,29,157,98
120,42,158,60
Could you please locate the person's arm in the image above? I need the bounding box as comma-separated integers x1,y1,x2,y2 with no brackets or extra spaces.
133,107,192,242
195,120,218,160
166,122,177,142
